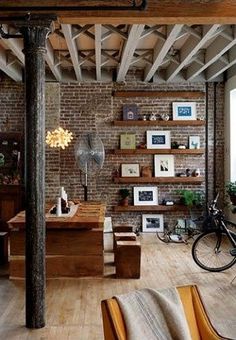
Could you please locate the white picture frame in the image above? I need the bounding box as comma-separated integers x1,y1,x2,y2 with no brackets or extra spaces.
189,136,200,149
121,163,140,177
133,186,158,206
154,155,175,177
172,102,196,120
142,214,164,232
146,130,171,149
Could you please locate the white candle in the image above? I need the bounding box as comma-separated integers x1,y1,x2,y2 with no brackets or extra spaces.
56,197,62,216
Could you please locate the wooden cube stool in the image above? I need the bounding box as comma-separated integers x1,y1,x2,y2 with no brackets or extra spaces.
114,232,137,252
0,232,8,265
116,240,141,279
112,225,134,250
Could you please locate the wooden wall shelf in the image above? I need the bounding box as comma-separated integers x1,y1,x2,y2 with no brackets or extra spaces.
113,177,204,184
113,205,188,212
112,149,204,155
113,120,205,127
112,91,205,99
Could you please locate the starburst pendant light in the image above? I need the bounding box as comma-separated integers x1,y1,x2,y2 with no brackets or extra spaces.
46,127,73,149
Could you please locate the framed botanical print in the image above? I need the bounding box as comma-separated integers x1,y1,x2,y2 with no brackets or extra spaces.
121,163,140,177
146,130,171,149
142,214,164,232
120,134,136,149
189,136,200,149
154,154,175,177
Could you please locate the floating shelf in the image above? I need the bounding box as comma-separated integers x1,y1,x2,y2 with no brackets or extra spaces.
113,120,205,127
111,149,204,155
113,205,188,212
113,176,204,184
112,91,205,99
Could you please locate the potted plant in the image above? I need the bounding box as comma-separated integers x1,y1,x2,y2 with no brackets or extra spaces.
177,190,204,208
226,181,236,205
119,188,130,206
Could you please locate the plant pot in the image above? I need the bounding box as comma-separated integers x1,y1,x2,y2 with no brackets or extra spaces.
230,195,236,205
120,197,129,206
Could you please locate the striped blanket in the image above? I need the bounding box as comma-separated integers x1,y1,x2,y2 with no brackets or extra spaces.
115,287,191,340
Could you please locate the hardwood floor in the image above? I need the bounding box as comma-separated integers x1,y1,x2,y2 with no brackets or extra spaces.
0,233,236,340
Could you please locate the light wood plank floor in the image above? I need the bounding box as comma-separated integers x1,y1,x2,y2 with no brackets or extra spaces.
0,233,236,340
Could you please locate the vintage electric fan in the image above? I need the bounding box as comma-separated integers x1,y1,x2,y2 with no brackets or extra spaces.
74,133,105,201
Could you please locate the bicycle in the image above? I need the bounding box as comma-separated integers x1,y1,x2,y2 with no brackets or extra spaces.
157,220,201,244
192,193,236,272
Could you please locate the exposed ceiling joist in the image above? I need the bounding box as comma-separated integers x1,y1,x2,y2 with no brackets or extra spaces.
144,24,183,82
166,24,220,81
0,24,24,64
116,24,145,82
45,40,62,81
186,25,236,80
206,46,236,81
61,24,82,81
103,25,128,40
0,44,22,81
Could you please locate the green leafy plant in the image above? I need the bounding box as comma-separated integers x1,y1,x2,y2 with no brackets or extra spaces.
226,181,236,196
119,188,130,199
176,190,204,207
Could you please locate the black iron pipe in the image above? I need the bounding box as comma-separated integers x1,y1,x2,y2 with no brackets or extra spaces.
205,83,209,209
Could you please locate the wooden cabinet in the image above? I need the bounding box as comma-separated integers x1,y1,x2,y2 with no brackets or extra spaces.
0,133,24,232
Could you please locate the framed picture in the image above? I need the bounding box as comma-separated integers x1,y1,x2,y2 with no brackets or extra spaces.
154,155,175,177
189,136,200,149
146,130,171,149
133,186,158,206
123,104,139,120
172,102,196,120
121,163,140,177
120,133,136,149
142,214,164,232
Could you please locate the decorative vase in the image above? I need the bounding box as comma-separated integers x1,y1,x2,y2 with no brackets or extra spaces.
141,166,152,178
120,197,129,206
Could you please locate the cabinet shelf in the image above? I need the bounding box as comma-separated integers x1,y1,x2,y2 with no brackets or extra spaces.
113,120,205,127
111,148,204,155
113,176,204,184
113,205,188,212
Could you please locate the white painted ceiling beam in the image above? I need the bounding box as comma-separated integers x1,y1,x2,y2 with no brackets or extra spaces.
166,24,220,82
61,24,82,82
186,25,236,80
144,24,184,82
45,41,62,81
206,45,236,81
95,24,102,81
103,25,128,40
116,24,145,82
0,44,22,81
0,25,24,64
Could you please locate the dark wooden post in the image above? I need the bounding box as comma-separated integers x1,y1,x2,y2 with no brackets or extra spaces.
17,15,55,329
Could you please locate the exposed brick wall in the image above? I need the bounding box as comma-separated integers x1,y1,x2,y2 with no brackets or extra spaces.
0,77,225,229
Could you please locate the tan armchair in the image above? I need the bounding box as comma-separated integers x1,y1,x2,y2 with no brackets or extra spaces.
101,285,223,340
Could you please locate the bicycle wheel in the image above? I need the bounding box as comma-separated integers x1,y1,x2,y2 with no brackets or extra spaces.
156,232,170,243
192,230,236,272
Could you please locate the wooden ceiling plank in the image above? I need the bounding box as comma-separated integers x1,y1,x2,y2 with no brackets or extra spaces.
166,24,220,81
187,25,236,80
103,24,128,40
61,23,82,81
0,44,22,81
95,24,102,81
144,24,183,82
116,24,145,82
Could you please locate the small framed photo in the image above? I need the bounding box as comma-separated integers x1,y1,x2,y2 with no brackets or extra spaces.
146,130,171,149
154,155,175,177
123,104,139,120
133,186,158,206
121,163,140,177
189,136,200,149
172,102,196,120
120,133,136,149
142,214,164,232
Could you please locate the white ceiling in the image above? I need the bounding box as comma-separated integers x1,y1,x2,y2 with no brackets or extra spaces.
0,23,236,83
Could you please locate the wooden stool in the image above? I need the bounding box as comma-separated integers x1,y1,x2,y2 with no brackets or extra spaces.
0,232,8,265
114,232,136,252
112,225,134,250
116,240,141,279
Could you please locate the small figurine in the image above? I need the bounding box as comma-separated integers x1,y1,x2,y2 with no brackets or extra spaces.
193,168,200,177
149,113,157,121
186,168,191,177
160,113,169,121
143,114,147,121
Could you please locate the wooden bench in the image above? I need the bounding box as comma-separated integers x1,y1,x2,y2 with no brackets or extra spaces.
115,240,141,279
